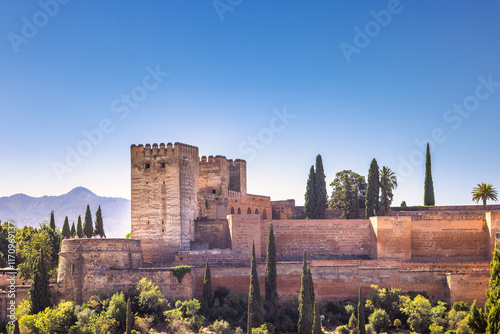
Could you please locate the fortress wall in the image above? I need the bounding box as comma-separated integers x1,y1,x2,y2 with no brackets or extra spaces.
447,273,489,307
486,212,500,259
228,214,262,258
175,249,250,267
261,219,375,261
370,216,412,260
229,194,271,220
410,219,488,261
194,219,230,249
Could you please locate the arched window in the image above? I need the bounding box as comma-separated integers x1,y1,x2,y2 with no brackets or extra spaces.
231,207,235,214
263,209,268,219
255,209,259,214
247,208,252,214
237,208,241,214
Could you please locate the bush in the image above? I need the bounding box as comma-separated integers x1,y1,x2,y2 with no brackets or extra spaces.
368,308,391,333
365,324,375,334
336,325,350,334
164,299,204,332
430,323,445,334
170,265,192,284
129,277,166,321
211,319,232,334
349,313,358,329
394,319,402,329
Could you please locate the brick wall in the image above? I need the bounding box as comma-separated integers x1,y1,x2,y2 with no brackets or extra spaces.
194,219,230,249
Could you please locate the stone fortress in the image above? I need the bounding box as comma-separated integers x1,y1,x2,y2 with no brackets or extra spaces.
55,142,500,307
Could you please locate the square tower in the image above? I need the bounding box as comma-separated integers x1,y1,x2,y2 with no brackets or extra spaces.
130,142,199,266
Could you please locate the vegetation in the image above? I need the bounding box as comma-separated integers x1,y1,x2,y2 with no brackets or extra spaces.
126,298,132,334
49,210,56,230
314,154,328,219
424,143,435,206
62,216,71,239
401,200,407,207
329,170,366,219
472,183,498,206
29,248,51,315
170,265,192,284
265,222,278,319
247,240,264,332
76,215,83,238
379,166,398,215
365,158,380,218
312,301,323,334
203,260,213,310
358,286,366,334
70,222,76,237
83,204,93,238
305,165,316,219
94,205,106,237
298,252,313,334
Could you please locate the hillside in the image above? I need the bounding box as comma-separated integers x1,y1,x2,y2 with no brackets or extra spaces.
0,187,130,238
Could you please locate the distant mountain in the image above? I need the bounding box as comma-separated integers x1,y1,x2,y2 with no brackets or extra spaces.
0,187,131,238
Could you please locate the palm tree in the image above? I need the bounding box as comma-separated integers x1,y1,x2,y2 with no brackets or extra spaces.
472,183,498,206
379,166,398,215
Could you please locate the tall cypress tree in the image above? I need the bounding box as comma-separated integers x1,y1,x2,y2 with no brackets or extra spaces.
203,260,212,308
126,297,133,334
83,205,93,238
314,154,327,219
485,242,500,333
247,241,264,333
265,223,278,316
49,210,56,230
424,143,435,206
312,301,323,334
62,216,71,239
77,215,83,238
307,267,315,305
357,285,366,334
305,166,316,219
70,222,76,237
298,252,313,334
365,158,380,218
29,248,51,315
94,205,106,238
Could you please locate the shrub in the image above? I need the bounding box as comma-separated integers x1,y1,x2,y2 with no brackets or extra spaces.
368,308,391,333
430,323,445,334
211,319,232,334
349,313,358,329
394,318,402,329
129,277,166,320
170,265,192,284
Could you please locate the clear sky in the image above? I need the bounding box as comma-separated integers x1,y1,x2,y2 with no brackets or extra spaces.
1,0,499,206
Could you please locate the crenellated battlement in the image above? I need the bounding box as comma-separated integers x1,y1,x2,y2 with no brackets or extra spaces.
131,142,199,160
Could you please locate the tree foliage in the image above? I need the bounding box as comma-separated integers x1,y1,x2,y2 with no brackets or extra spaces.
313,301,323,334
126,297,132,334
485,242,500,334
70,222,76,237
94,205,106,238
424,143,435,206
84,205,93,238
400,294,432,333
265,222,278,317
62,216,71,239
357,286,366,334
49,210,56,230
314,154,328,219
329,170,366,219
379,166,398,215
365,158,380,218
368,308,391,333
203,260,213,309
247,240,264,333
77,215,83,238
298,252,313,334
129,277,166,319
472,183,498,206
467,300,486,334
305,165,316,219
29,248,52,315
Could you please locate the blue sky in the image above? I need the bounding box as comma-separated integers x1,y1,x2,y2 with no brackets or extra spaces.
1,0,499,206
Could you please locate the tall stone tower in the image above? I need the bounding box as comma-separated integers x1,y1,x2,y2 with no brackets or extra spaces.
131,142,199,266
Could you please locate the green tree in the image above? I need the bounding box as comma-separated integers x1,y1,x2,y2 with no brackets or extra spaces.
329,170,366,219
467,300,486,334
265,223,278,316
298,252,313,334
379,166,398,216
70,222,76,237
305,165,316,219
77,215,83,238
83,205,93,238
62,216,71,239
94,205,106,238
49,210,56,230
400,201,407,207
107,291,127,331
313,301,323,334
368,308,391,333
365,158,380,218
128,277,166,319
400,294,432,333
357,286,366,334
126,297,133,334
18,225,57,280
472,183,498,206
485,242,500,334
247,240,264,333
203,260,213,309
314,154,328,219
424,143,435,206
29,248,51,314
348,313,358,329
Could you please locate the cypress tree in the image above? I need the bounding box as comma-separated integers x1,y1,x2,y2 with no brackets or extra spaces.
424,143,435,206
298,252,313,334
83,205,93,238
305,166,316,219
365,158,380,218
357,285,366,334
13,320,20,334
312,301,323,334
203,260,212,308
77,215,83,238
94,205,106,238
247,241,264,333
265,223,278,313
468,300,486,334
62,216,71,239
126,297,133,334
307,267,315,305
314,154,327,219
70,222,76,237
29,248,51,315
49,210,56,230
485,242,500,333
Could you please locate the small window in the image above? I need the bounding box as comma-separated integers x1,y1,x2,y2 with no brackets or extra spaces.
145,163,150,169
162,221,164,225
146,182,148,185
163,181,166,184
212,189,216,194
162,228,164,232
160,162,165,168
147,221,150,224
